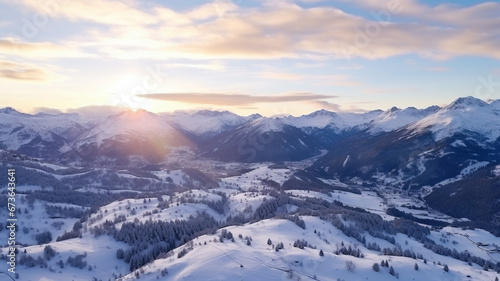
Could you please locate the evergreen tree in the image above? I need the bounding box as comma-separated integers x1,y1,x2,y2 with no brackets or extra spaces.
116,249,124,259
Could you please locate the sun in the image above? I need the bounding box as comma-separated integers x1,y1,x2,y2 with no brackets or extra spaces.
109,73,148,112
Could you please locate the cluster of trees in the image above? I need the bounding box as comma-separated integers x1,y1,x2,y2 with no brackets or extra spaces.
180,191,227,214
35,231,52,245
334,243,364,258
67,253,88,269
0,165,67,190
283,215,306,229
109,212,219,271
57,229,80,241
219,229,234,242
386,207,448,227
252,193,291,221
372,260,398,277
45,204,85,218
18,253,48,268
423,241,500,271
44,245,56,260
27,190,139,209
293,239,312,249
12,246,57,269
381,246,423,260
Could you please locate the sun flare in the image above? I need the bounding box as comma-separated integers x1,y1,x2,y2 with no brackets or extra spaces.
109,73,149,112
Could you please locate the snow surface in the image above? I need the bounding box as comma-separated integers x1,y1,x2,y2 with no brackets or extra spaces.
368,106,439,134
409,96,500,142
164,110,249,136
0,108,92,150
75,110,174,146
119,216,499,281
494,165,500,176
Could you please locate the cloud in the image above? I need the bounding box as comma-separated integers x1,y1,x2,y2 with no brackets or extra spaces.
0,59,52,81
165,62,225,71
6,1,500,61
309,100,342,111
259,71,304,80
308,100,369,112
31,107,64,115
12,0,157,26
65,105,127,119
138,92,335,106
0,37,93,59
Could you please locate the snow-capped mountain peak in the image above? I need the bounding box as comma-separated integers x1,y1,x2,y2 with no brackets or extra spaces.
409,96,500,142
445,96,488,111
367,105,440,134
0,107,28,116
165,110,248,137
246,117,285,133
77,109,172,145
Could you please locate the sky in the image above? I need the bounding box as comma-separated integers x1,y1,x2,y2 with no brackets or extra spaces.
0,0,499,117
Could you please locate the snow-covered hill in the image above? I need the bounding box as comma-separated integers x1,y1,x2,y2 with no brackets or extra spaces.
1,156,500,281
120,217,499,281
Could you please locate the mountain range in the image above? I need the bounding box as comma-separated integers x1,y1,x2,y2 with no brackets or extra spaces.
1,96,499,186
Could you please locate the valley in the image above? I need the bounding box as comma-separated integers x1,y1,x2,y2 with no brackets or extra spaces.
1,97,500,280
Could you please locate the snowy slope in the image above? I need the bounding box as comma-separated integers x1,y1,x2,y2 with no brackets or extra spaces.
75,110,174,146
281,110,345,131
368,106,440,134
120,217,500,281
244,116,287,133
164,110,250,137
0,107,92,150
409,96,500,142
2,161,500,281
281,109,385,133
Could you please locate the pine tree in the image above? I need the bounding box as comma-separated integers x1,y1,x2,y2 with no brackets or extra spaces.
372,263,380,272
414,263,419,271
267,238,272,245
443,264,449,272
319,249,324,256
116,249,124,259
389,266,395,276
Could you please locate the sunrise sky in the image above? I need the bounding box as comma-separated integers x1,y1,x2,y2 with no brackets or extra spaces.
1,0,499,116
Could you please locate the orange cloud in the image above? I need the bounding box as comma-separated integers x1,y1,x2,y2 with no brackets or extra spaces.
0,59,52,81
